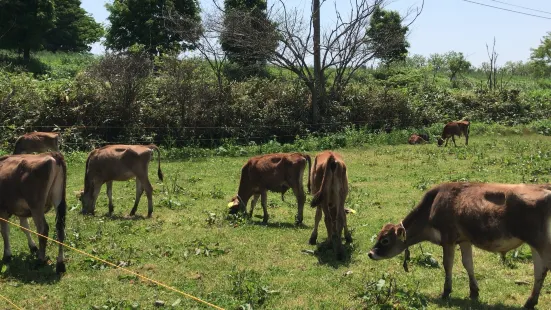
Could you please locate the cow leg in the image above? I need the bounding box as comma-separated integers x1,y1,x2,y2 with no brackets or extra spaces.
53,188,67,273
444,137,449,147
524,247,548,309
31,212,49,264
261,191,269,224
143,178,154,218
452,135,457,147
333,207,345,260
106,181,114,215
129,179,143,216
292,186,306,225
459,242,479,299
465,133,469,146
441,243,455,298
249,194,260,218
1,220,11,262
309,206,322,245
19,217,38,254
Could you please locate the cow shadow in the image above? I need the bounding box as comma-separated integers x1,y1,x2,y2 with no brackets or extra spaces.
312,241,353,268
251,216,311,229
428,295,522,310
104,214,147,221
0,254,61,284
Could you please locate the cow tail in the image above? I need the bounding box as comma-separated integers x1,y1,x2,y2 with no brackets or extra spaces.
311,154,336,207
149,144,164,182
52,153,67,249
303,154,312,193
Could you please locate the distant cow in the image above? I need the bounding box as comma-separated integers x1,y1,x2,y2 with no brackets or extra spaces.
408,134,427,145
228,153,311,225
309,151,351,260
437,119,470,147
13,132,60,154
368,182,551,309
79,145,163,217
0,152,68,273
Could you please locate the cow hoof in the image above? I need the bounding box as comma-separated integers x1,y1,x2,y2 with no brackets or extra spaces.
30,246,39,255
336,251,345,261
2,255,11,263
469,290,479,300
56,262,66,274
147,213,152,218
523,298,537,309
309,236,317,245
440,290,451,299
345,234,353,244
295,220,303,226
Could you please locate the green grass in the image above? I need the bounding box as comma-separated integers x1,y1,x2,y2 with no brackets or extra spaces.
2,133,551,309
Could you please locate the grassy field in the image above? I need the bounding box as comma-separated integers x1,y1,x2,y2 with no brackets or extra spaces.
1,133,551,309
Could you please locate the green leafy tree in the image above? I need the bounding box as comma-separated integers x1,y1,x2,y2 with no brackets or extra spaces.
45,0,103,52
366,6,409,66
0,0,55,61
428,53,446,79
530,32,551,78
105,0,201,56
220,0,277,78
445,51,471,82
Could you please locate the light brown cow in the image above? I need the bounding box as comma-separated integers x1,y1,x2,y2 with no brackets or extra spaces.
79,144,163,217
408,134,427,145
309,151,351,260
437,119,470,147
0,152,67,273
368,182,551,309
228,153,311,224
13,132,60,154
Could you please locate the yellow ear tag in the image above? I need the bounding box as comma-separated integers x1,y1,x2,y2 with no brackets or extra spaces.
228,202,235,208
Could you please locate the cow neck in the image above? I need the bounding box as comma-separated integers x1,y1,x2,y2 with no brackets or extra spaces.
401,200,432,247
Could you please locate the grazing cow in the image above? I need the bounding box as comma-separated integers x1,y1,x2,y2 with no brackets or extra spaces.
13,132,60,155
437,119,470,147
408,134,427,145
79,144,163,217
228,153,311,225
309,151,351,260
0,152,67,273
368,182,551,309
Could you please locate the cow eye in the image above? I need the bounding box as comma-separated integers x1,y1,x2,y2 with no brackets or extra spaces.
381,238,390,246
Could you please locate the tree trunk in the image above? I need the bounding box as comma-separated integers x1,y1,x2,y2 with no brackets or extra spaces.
312,0,321,125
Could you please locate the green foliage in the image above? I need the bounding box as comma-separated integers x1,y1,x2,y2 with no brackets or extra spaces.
366,6,409,65
445,51,471,84
105,0,201,55
45,0,104,52
530,32,551,78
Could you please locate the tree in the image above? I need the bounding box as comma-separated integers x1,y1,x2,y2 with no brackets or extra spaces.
366,6,410,66
0,0,55,62
530,32,551,78
105,0,201,56
428,53,446,79
220,0,277,78
445,51,470,82
45,0,104,52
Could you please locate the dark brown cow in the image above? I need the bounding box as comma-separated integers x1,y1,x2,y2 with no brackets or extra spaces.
0,152,67,273
228,153,311,224
437,119,470,147
13,132,60,154
309,151,351,260
368,182,551,309
408,134,427,145
79,144,163,217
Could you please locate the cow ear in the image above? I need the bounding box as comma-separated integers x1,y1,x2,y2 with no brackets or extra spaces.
396,226,406,242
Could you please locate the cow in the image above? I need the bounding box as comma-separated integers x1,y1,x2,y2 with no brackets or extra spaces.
13,132,61,155
437,119,470,147
228,153,311,225
309,151,351,260
79,144,163,218
408,134,427,145
368,182,551,309
0,152,67,273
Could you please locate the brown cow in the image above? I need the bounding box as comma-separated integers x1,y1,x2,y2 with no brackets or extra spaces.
437,119,470,147
79,144,163,217
368,182,551,309
408,134,427,145
0,152,67,273
228,153,311,225
309,151,351,260
13,132,60,154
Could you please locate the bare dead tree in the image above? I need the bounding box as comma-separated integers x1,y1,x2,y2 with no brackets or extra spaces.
486,38,498,91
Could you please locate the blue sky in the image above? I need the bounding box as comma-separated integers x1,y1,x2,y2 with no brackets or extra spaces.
81,0,551,66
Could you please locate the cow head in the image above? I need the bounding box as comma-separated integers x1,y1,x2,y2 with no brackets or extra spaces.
437,137,444,146
227,195,244,214
78,189,96,215
368,223,407,260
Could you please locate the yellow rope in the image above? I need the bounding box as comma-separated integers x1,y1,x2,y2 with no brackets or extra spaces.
0,217,224,310
0,294,23,310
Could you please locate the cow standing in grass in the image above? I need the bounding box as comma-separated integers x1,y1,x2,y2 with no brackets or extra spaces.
437,119,470,147
0,152,68,273
369,182,551,309
309,151,351,260
13,132,60,155
79,144,163,217
228,153,311,225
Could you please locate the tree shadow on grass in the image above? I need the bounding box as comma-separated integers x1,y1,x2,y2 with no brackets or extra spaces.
312,240,353,269
428,295,523,310
0,254,61,284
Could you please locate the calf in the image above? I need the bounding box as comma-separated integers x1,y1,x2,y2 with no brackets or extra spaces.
408,134,427,145
309,151,351,260
13,132,60,154
79,144,163,217
437,119,470,147
368,182,551,309
228,153,311,224
0,152,67,273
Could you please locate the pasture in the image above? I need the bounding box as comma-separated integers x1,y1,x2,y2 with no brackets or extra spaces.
1,133,551,309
